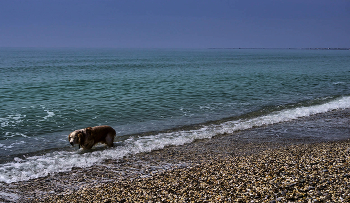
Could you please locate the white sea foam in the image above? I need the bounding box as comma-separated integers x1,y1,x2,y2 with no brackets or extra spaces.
41,106,55,120
0,96,349,183
219,96,350,134
0,114,25,128
4,132,28,138
333,82,346,85
0,140,26,150
43,110,55,119
0,191,19,202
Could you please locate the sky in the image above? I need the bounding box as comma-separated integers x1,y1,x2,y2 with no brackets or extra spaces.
0,0,349,48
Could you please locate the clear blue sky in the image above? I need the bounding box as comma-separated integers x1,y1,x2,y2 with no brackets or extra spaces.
0,0,349,48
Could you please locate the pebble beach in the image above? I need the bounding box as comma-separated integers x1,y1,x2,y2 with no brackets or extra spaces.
1,109,350,202
28,140,350,203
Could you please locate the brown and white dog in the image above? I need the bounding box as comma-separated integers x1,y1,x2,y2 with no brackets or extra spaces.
68,125,116,149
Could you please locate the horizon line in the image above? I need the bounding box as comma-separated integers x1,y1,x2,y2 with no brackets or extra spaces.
0,47,349,50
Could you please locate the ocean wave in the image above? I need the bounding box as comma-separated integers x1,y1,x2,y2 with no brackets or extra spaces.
220,96,350,134
0,96,349,183
333,82,346,85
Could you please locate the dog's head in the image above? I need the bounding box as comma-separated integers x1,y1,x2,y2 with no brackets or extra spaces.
68,130,84,147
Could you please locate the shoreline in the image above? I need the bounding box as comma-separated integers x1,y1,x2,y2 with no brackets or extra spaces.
1,109,349,202
27,139,350,202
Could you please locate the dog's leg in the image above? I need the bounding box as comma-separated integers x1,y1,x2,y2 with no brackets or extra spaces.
84,140,95,149
105,134,114,147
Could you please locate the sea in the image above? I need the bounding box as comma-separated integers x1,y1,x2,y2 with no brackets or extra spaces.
0,48,349,184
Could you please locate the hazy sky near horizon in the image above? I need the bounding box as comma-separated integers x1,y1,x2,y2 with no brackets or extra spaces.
0,0,349,48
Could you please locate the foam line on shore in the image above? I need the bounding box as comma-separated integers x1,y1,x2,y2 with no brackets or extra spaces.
220,96,350,134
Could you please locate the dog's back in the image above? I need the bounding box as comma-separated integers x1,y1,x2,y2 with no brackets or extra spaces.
88,125,116,147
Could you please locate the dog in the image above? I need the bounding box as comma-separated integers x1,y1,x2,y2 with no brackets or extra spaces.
68,125,116,149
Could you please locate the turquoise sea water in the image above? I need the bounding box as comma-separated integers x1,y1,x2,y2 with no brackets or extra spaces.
0,48,350,183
